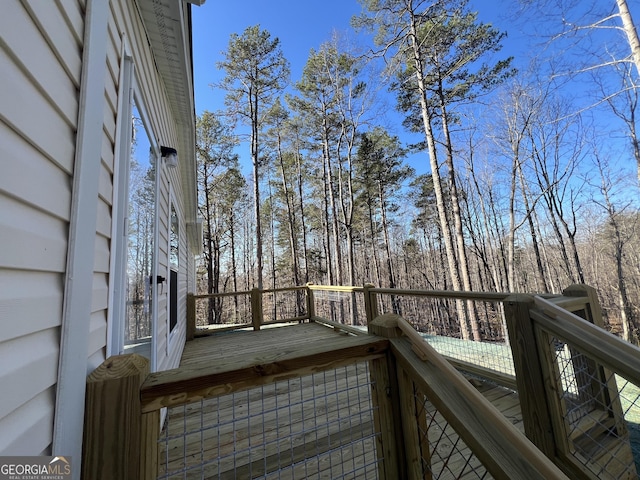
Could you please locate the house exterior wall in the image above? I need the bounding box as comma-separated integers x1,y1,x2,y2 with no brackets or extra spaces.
0,0,85,456
0,0,194,461
108,0,188,372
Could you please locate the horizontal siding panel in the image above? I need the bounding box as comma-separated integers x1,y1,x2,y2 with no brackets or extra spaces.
0,123,71,220
106,16,121,89
101,126,115,175
21,0,83,86
58,0,84,46
87,310,106,366
0,48,76,175
87,349,105,376
93,234,110,273
0,387,55,455
0,328,59,421
0,269,63,343
98,160,113,205
109,0,126,53
105,66,118,120
0,195,68,272
96,196,112,238
91,273,109,314
102,93,116,145
1,2,79,128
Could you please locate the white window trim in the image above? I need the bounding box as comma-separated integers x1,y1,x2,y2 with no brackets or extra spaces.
107,39,133,359
106,47,160,372
167,184,180,355
134,82,161,374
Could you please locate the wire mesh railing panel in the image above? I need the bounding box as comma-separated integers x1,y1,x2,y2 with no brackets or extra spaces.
313,290,367,329
378,296,514,379
547,334,640,479
195,293,252,329
412,383,492,479
261,289,307,323
157,362,380,479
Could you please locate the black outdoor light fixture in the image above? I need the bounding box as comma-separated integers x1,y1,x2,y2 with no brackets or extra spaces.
161,145,178,168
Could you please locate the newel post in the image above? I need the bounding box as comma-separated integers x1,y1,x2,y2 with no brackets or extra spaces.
306,283,316,320
363,283,379,331
83,354,159,480
503,294,557,458
562,284,604,327
251,288,263,331
368,314,406,480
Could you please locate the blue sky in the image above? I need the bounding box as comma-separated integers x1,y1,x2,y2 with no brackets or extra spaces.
191,0,518,112
190,0,527,177
193,0,364,115
190,1,638,181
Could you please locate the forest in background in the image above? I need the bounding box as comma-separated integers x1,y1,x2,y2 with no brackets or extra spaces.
195,0,640,344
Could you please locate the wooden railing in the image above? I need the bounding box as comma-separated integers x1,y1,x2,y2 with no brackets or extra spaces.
369,313,569,479
506,287,640,479
186,285,311,339
186,283,510,339
83,283,640,479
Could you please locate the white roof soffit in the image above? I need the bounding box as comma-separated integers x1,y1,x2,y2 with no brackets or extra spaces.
138,0,204,224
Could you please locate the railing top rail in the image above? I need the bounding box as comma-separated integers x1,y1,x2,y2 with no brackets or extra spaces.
140,334,388,413
533,295,640,386
192,290,252,300
370,287,512,302
261,285,309,294
193,285,519,302
306,284,364,293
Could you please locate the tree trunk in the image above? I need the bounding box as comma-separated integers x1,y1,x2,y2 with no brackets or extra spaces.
617,0,640,77
518,167,549,292
321,153,333,285
378,182,400,314
229,212,239,319
407,9,469,339
367,200,383,289
250,88,264,290
295,142,310,283
323,128,344,286
440,99,479,339
276,135,301,289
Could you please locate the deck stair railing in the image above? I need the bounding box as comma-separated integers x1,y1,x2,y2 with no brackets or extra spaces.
82,283,640,479
505,290,640,479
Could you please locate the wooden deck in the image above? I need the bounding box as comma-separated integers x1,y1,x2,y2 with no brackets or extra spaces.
155,323,526,479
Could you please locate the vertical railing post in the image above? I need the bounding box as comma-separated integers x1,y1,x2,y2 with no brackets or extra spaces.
306,283,315,320
396,364,429,480
369,314,406,480
503,294,557,458
186,293,196,341
140,409,160,480
83,354,158,480
562,284,604,327
363,283,379,331
251,288,263,331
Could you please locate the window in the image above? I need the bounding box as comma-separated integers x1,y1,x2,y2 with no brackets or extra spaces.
169,201,179,333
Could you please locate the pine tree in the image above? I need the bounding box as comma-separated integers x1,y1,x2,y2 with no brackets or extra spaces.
217,25,290,289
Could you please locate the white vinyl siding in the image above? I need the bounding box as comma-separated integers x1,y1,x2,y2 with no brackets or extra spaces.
1,0,194,460
0,0,84,455
108,0,187,373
